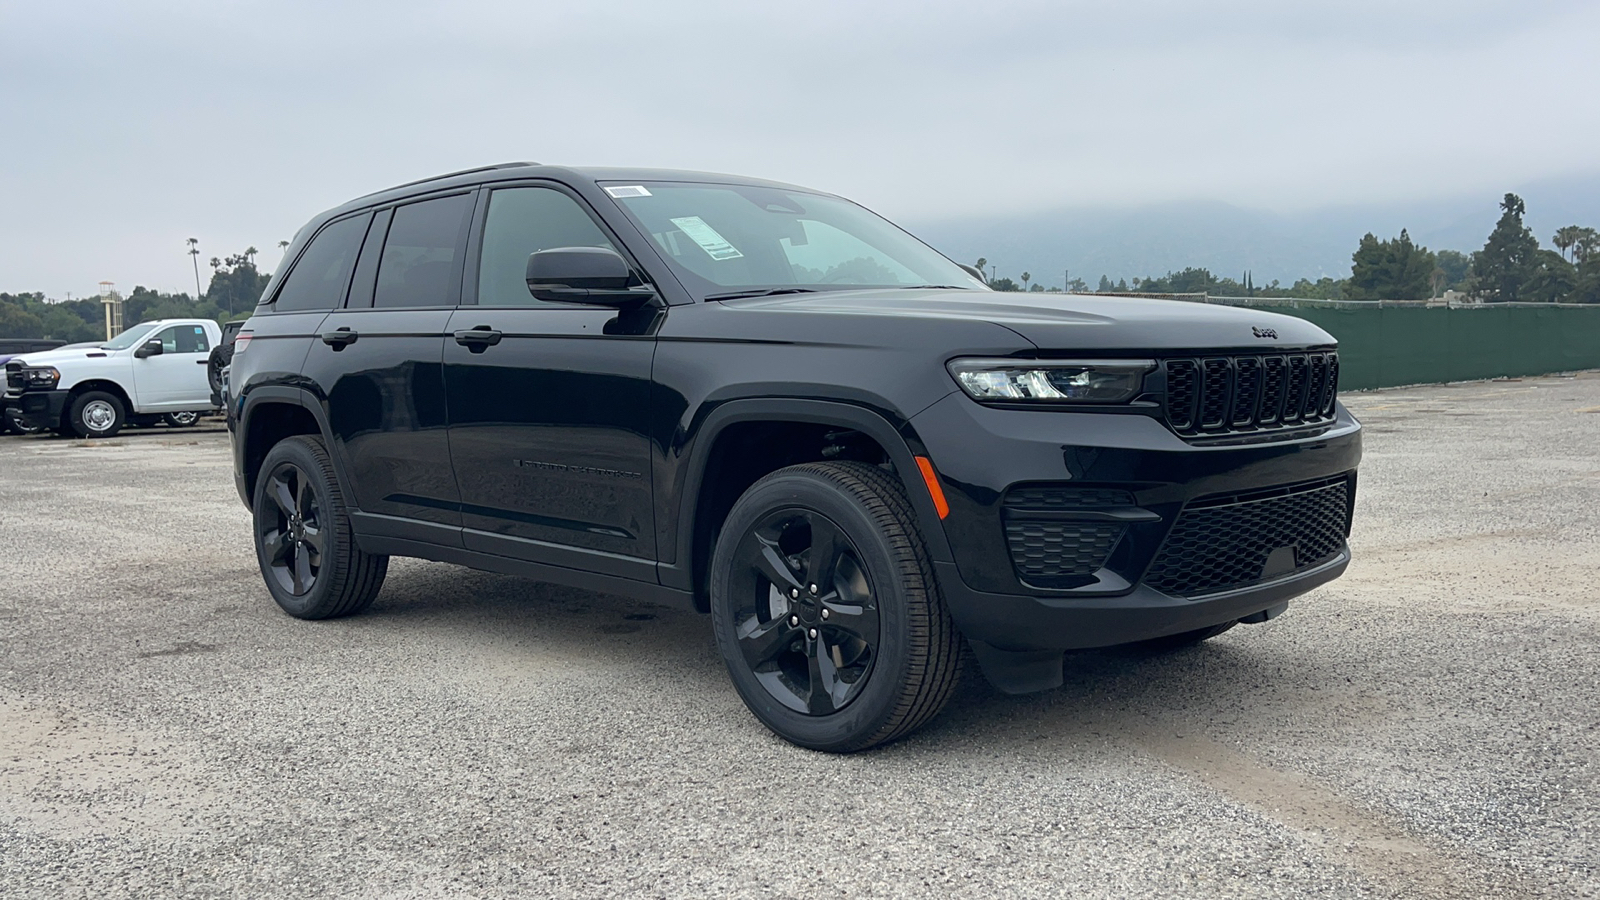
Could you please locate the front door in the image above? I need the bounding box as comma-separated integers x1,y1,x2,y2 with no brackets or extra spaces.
444,184,659,581
131,323,212,409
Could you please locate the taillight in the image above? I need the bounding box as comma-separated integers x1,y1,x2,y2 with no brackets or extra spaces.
233,332,252,354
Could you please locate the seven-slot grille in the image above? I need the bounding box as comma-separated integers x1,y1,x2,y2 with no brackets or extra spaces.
1142,476,1351,598
1164,352,1339,437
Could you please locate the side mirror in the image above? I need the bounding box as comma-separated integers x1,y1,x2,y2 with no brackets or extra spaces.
134,338,164,359
526,247,655,308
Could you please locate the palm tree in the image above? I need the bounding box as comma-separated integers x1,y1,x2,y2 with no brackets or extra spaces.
186,237,202,300
1020,271,1031,290
245,246,259,268
1553,226,1583,263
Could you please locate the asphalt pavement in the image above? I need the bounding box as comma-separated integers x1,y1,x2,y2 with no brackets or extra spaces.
1,376,1597,899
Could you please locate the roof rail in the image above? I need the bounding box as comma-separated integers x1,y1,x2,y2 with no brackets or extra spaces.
358,161,540,199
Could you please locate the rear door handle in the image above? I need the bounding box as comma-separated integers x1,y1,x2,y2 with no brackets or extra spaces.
321,327,358,349
196,359,209,364
453,326,502,352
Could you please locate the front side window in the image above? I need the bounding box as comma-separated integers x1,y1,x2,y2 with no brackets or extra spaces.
375,194,474,308
477,188,617,307
154,325,210,354
273,214,368,312
607,182,985,298
101,322,160,351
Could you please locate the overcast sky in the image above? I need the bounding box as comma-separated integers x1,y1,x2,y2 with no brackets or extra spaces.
3,0,1597,298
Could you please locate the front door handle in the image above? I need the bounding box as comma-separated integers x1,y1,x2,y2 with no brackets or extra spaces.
321,327,358,350
196,359,209,364
453,326,502,353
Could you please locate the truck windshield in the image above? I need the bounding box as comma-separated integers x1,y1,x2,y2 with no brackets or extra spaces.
605,182,986,298
100,322,161,351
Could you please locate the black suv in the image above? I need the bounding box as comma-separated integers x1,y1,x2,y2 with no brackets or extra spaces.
229,163,1360,751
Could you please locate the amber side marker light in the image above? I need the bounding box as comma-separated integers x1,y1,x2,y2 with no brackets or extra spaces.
914,456,950,519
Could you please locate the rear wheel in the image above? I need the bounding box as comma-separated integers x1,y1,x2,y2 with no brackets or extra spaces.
164,411,201,427
69,391,125,438
710,461,960,752
253,435,387,619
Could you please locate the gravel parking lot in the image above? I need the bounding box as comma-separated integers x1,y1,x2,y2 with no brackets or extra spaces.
2,374,1598,899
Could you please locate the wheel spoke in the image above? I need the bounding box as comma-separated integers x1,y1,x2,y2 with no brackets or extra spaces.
263,529,293,565
804,635,840,715
268,473,297,520
822,599,879,645
804,515,840,590
736,613,796,669
291,547,314,594
300,524,326,562
296,474,316,520
751,535,802,593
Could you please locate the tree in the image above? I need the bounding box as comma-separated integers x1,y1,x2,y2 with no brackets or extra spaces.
1020,271,1031,290
1553,226,1584,263
1434,249,1471,293
1096,275,1115,292
1522,249,1576,303
1470,193,1541,301
186,237,203,301
1346,229,1435,301
989,276,1020,292
205,251,273,315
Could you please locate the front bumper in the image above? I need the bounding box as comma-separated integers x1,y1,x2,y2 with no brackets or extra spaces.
16,390,70,429
910,392,1362,652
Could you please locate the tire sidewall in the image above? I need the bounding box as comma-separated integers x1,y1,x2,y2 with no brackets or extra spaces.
253,437,341,618
710,469,919,751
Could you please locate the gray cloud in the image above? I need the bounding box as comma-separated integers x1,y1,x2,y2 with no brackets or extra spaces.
2,0,1595,296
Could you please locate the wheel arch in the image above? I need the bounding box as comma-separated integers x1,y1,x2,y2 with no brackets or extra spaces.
669,398,955,611
64,379,133,425
237,386,343,512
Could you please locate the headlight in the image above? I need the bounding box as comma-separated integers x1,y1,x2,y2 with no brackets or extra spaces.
947,358,1154,403
24,367,60,389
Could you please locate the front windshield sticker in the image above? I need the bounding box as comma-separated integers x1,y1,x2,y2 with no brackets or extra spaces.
669,216,745,261
605,185,652,199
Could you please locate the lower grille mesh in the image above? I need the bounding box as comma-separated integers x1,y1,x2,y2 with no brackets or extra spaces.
1004,521,1124,581
1143,478,1351,597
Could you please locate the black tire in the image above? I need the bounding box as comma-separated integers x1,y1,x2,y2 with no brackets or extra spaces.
207,344,232,401
164,411,202,428
69,390,125,438
1133,620,1238,651
709,461,961,752
252,435,387,620
4,408,43,436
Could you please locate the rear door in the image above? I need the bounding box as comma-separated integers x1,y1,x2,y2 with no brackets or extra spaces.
129,323,211,409
443,182,659,579
302,191,476,537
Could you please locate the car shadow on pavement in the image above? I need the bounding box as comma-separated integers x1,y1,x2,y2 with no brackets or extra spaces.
357,561,1333,756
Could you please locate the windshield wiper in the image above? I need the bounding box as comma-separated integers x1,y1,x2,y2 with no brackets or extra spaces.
898,284,974,290
703,288,820,301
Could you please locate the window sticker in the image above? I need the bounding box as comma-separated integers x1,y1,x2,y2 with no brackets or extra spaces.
605,185,652,199
669,216,744,261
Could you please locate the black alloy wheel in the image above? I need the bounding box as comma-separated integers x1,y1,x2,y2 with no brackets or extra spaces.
731,507,881,716
252,435,387,619
710,462,961,752
258,461,326,597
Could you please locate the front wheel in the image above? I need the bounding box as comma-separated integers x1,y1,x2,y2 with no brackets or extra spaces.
4,408,44,436
709,462,961,752
164,411,202,428
69,391,125,438
253,435,388,619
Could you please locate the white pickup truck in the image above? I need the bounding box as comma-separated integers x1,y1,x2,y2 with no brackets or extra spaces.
3,319,223,438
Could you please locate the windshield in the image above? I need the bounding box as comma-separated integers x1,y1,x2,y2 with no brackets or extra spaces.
605,182,986,298
100,322,160,351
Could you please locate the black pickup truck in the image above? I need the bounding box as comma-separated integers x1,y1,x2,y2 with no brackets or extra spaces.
227,163,1361,751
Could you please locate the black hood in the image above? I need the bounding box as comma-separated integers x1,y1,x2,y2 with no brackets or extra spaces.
725,289,1336,353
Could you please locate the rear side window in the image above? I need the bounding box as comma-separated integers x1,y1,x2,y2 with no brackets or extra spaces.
273,214,368,312
375,194,475,308
477,187,616,307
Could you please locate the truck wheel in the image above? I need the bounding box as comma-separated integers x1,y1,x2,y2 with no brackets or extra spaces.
4,409,43,436
709,461,961,752
164,411,201,427
69,391,125,438
253,435,387,620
